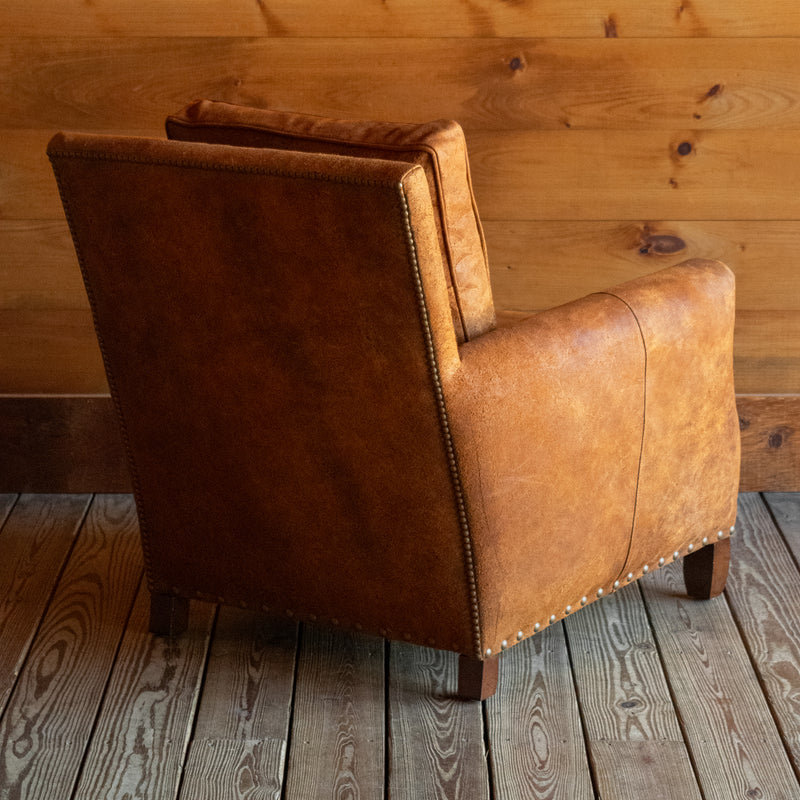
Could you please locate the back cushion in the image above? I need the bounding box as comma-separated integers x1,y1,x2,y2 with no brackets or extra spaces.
166,100,495,342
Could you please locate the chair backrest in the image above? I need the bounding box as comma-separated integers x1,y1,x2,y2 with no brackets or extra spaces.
166,100,495,342
48,132,477,653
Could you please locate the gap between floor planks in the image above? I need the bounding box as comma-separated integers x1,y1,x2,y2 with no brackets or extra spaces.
0,493,798,799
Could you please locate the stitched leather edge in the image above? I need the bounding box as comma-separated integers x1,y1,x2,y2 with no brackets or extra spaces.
397,181,483,659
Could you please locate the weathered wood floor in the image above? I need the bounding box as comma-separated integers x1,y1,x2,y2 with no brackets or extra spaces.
0,492,799,799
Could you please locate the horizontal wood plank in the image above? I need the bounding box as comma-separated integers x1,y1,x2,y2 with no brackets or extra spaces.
468,129,800,221
0,308,107,393
4,1,800,37
12,126,800,222
486,220,800,312
5,39,800,134
738,396,800,491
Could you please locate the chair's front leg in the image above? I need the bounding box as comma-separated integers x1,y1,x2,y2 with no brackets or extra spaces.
683,537,731,599
458,653,501,700
149,592,190,636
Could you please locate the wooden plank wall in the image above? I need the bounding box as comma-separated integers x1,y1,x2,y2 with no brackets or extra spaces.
0,2,798,489
1,1,800,395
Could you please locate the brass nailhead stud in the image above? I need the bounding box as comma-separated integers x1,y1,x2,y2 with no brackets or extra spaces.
501,640,508,650
549,614,557,624
626,572,634,581
702,536,708,544
730,525,735,534
485,648,492,657
718,530,724,539
673,551,680,560
517,630,524,640
581,596,588,605
533,622,541,632
597,588,604,597
643,565,649,573
687,543,694,552
659,557,665,566
614,580,620,589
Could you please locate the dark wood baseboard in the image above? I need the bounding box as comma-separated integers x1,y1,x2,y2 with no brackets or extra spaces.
0,394,797,494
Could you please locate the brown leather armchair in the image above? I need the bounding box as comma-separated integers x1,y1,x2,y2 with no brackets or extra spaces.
47,102,740,700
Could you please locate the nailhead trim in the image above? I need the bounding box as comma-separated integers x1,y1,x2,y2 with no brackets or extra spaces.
398,183,483,658
494,525,735,654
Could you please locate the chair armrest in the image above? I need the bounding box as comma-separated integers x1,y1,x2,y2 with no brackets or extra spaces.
443,259,739,653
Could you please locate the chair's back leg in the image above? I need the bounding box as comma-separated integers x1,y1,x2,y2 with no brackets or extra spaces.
458,653,500,700
683,537,731,599
149,592,190,636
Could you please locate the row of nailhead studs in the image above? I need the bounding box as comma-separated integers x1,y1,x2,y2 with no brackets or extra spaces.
398,184,484,658
175,588,464,651
484,525,736,657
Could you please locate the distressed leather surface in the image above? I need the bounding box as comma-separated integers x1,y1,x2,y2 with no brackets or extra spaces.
604,260,740,580
48,132,476,654
48,128,740,662
166,99,494,343
445,260,739,655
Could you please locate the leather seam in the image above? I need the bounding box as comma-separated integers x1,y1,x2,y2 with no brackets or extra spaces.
397,181,483,659
47,147,407,188
598,291,647,584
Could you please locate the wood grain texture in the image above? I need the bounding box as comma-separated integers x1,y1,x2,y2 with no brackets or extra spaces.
72,582,215,800
0,220,85,310
4,2,800,38
738,396,800,490
468,129,800,221
0,308,107,393
726,494,800,774
0,494,89,716
764,492,800,563
284,626,384,800
0,495,141,800
486,624,593,800
5,38,800,132
180,739,286,800
564,586,701,800
486,220,800,311
389,643,489,800
193,608,297,742
640,560,800,799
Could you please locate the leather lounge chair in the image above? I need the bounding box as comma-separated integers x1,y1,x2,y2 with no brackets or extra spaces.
47,101,740,700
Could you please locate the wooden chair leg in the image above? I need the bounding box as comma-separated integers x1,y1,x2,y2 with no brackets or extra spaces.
458,653,500,700
683,537,731,600
149,592,189,636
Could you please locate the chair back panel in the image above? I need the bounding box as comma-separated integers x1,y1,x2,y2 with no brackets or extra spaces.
48,132,476,653
166,100,495,343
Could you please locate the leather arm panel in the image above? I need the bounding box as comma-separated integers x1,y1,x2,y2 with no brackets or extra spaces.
602,259,740,580
445,293,646,654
